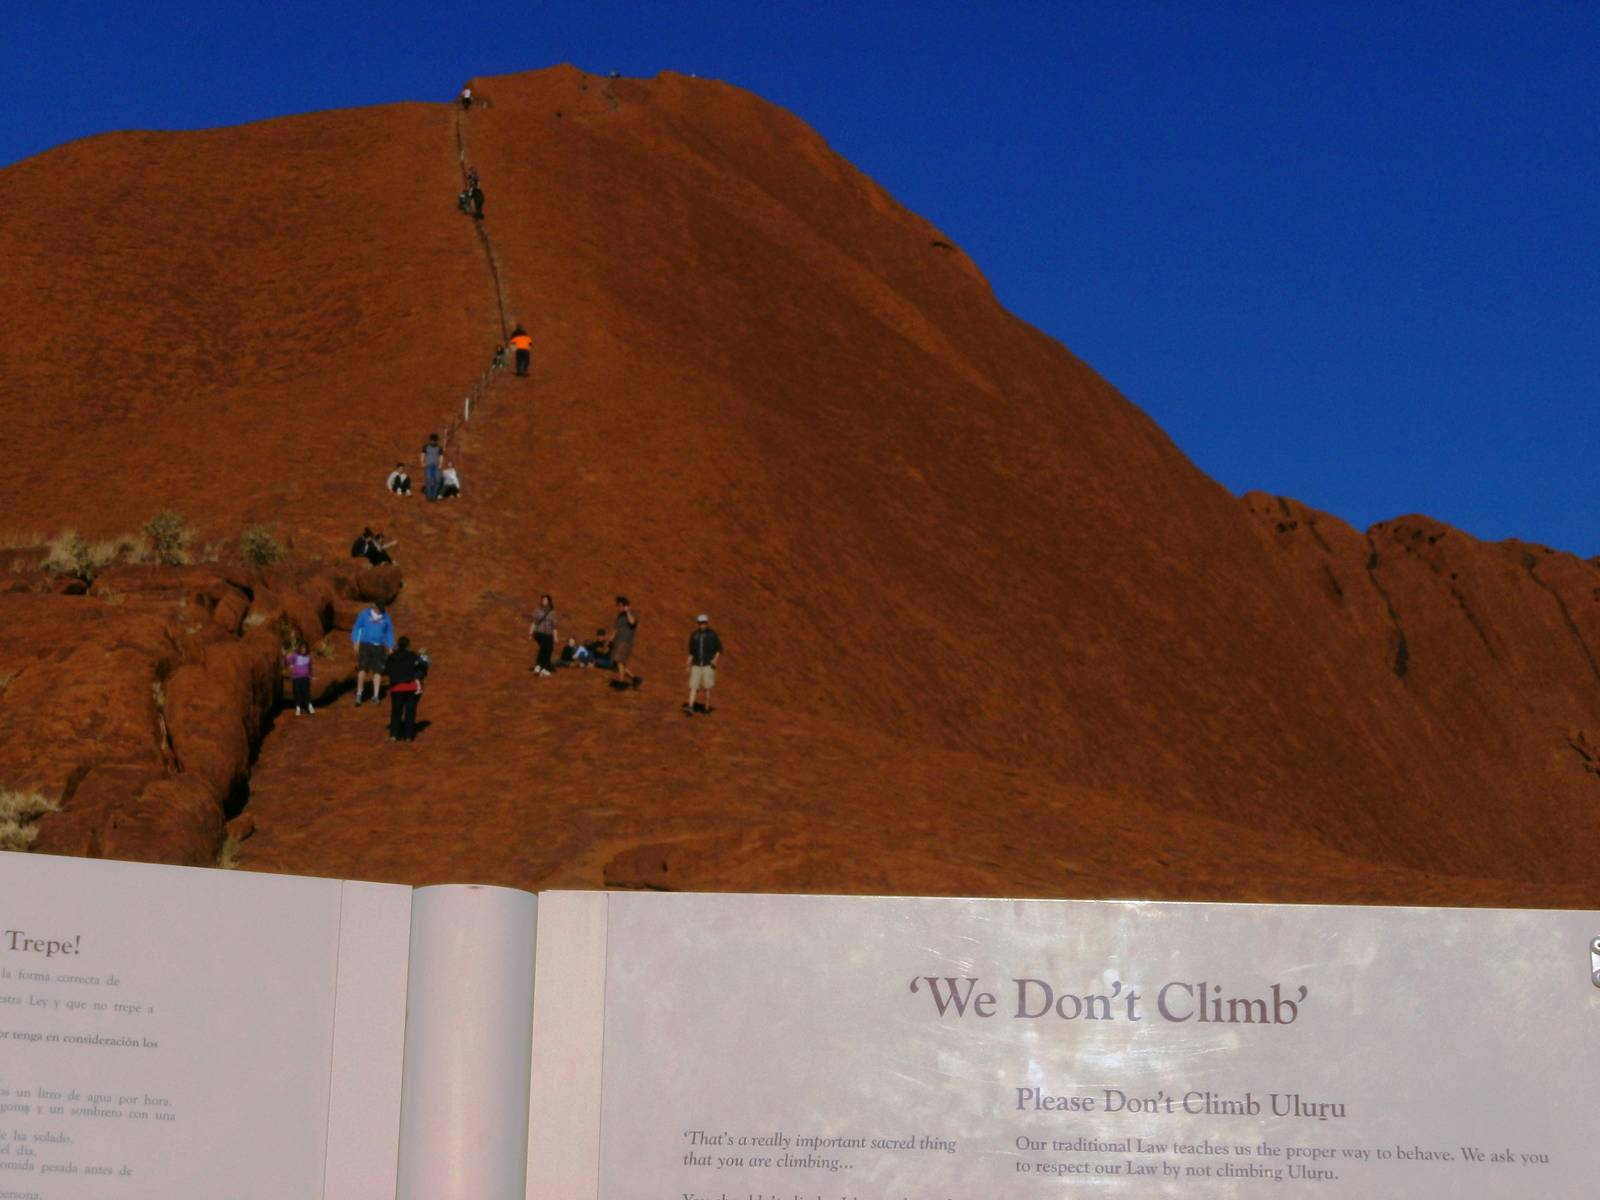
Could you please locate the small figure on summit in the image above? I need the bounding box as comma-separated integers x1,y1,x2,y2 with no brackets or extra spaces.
509,325,532,377
459,86,474,111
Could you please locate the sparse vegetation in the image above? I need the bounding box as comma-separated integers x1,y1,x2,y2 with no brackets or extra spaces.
41,530,124,582
142,510,190,566
0,529,48,551
240,524,284,567
0,790,60,853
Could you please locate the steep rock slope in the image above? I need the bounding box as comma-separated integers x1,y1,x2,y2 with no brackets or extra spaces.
2,66,1597,902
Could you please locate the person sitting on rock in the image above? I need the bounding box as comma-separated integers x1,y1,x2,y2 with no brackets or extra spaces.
351,527,376,559
364,532,398,567
439,461,461,499
585,627,613,670
387,463,412,496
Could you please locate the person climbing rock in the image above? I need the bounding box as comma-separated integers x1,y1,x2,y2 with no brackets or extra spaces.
284,640,316,715
466,166,479,190
385,636,424,742
509,326,532,377
470,184,485,220
684,614,722,715
420,432,444,500
351,601,395,706
528,594,559,677
610,596,641,689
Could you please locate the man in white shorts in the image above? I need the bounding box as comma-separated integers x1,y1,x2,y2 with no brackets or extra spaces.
683,614,722,716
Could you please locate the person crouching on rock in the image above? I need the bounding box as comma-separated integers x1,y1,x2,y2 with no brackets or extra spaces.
387,463,412,496
385,636,424,742
351,601,394,706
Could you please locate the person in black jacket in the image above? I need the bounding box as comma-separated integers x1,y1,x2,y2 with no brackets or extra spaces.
683,614,722,715
386,636,425,742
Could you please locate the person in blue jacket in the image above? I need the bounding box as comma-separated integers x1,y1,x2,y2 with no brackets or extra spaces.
351,601,396,706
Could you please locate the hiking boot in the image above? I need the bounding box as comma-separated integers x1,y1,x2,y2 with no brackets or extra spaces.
682,703,694,716
630,676,643,690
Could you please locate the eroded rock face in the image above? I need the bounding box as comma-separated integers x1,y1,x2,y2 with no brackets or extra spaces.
1,563,389,865
2,68,1598,904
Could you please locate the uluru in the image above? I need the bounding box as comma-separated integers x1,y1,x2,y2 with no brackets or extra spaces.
1,65,1597,908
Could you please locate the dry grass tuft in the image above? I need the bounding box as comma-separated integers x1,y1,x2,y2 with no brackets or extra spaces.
217,833,244,869
36,529,154,581
0,790,61,853
0,529,48,551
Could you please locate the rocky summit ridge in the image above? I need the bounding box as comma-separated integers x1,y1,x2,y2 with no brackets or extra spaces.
1,66,1597,906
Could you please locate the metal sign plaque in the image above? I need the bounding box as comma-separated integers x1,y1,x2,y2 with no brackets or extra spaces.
580,894,1600,1199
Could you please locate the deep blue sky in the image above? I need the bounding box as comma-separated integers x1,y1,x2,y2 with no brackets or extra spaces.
6,2,1596,554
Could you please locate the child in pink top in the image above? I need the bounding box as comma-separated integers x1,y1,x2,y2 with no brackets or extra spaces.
284,642,316,715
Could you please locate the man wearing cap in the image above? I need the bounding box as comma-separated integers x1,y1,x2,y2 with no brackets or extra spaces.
684,614,722,716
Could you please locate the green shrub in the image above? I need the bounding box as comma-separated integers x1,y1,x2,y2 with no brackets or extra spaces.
240,524,284,568
142,510,190,566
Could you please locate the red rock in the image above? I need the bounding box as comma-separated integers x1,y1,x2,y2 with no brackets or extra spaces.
2,68,1599,904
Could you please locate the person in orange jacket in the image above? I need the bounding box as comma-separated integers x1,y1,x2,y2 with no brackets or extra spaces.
508,325,532,377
